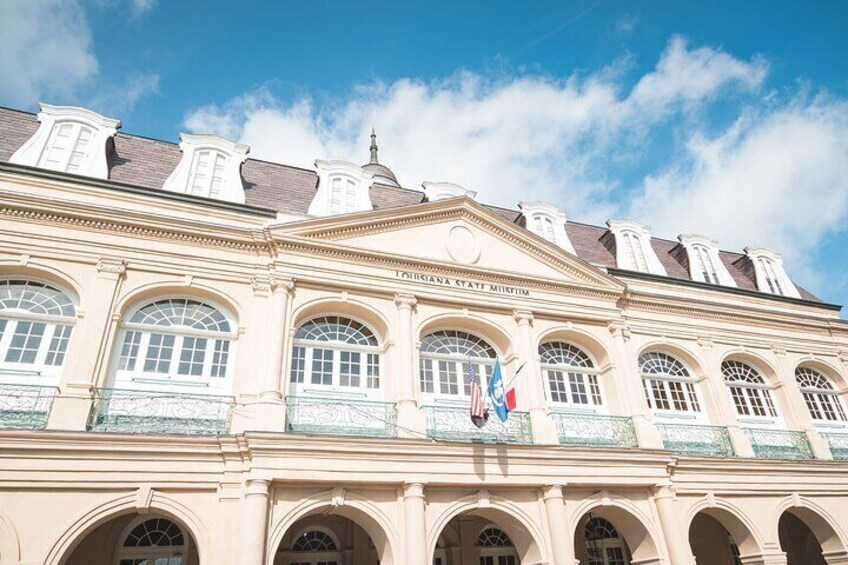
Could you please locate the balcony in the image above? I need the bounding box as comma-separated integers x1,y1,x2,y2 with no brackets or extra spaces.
552,412,637,448
657,423,735,457
745,428,814,460
424,405,533,444
0,383,57,430
87,388,233,435
285,396,397,438
822,433,848,460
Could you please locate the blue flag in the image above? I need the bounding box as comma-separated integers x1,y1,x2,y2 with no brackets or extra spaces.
487,360,509,422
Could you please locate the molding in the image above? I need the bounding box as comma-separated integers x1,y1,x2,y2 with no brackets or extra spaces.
422,181,476,201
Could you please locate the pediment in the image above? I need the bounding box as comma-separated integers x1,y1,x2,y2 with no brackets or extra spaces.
272,197,623,292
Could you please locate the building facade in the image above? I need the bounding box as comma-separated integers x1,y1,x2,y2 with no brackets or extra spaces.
0,103,847,565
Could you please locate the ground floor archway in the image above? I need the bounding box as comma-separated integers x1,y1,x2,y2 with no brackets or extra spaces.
779,511,829,565
573,512,633,565
273,514,379,565
430,512,522,565
62,512,199,565
688,511,747,565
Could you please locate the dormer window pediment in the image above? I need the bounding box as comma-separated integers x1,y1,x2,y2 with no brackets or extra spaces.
745,247,801,298
678,234,737,287
162,134,249,204
607,219,667,276
518,201,576,255
422,181,477,202
10,103,120,179
308,160,375,217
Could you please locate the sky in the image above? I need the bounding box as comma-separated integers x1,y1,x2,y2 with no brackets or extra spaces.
1,1,847,312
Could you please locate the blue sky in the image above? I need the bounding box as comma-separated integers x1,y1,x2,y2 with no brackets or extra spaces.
1,1,847,311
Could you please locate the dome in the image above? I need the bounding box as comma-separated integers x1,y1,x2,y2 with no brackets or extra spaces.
361,129,400,187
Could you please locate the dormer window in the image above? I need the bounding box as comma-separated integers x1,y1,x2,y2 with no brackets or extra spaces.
10,103,120,180
162,134,249,204
678,234,737,287
744,248,801,298
607,220,667,276
422,181,477,202
308,160,374,217
519,201,576,254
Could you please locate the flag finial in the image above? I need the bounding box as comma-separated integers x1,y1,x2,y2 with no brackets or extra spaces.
369,127,379,164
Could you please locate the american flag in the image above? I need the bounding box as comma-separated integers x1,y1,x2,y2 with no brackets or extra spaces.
467,361,487,427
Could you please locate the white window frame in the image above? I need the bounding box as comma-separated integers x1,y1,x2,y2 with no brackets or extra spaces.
289,316,384,400
0,279,77,387
477,525,518,565
162,133,249,204
721,359,782,428
519,201,577,254
745,247,801,298
286,526,342,565
678,234,737,287
539,341,605,413
114,515,187,565
110,297,237,395
639,352,707,422
10,103,120,179
795,366,848,431
418,330,498,406
308,160,375,217
607,220,667,276
422,180,477,201
582,517,631,565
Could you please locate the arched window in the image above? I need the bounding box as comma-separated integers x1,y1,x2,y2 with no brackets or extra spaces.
0,279,76,382
584,517,630,565
477,526,517,565
418,330,497,398
533,215,557,242
692,244,719,285
114,298,235,387
722,360,778,419
188,149,229,199
39,121,95,174
539,341,602,408
622,231,648,272
757,257,785,296
290,529,341,565
117,516,187,564
795,367,847,425
639,352,703,415
290,316,381,393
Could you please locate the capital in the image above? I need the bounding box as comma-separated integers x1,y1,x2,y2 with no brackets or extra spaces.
245,478,271,497
542,484,565,501
271,276,295,293
96,257,127,277
403,482,425,499
608,320,630,340
513,310,533,325
395,293,417,310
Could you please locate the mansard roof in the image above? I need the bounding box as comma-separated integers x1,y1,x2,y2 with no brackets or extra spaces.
0,105,820,303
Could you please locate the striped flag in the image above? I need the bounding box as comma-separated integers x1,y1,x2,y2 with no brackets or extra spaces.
467,361,488,428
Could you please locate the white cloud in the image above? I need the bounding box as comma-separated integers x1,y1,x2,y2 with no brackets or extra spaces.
129,0,156,19
90,73,161,116
0,0,98,107
615,14,637,36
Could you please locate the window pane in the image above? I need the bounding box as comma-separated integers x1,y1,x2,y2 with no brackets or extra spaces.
419,358,434,393
210,339,229,378
45,324,72,366
143,333,175,373
290,345,306,383
684,382,701,411
367,353,380,389
569,372,588,404
177,336,207,376
5,321,46,363
438,360,458,395
339,350,361,387
119,330,142,371
311,348,333,385
588,374,602,405
668,381,688,411
547,370,568,403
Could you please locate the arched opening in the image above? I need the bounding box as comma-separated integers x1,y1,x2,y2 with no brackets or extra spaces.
779,507,845,565
431,510,538,565
273,516,378,565
572,505,661,565
62,512,199,565
688,508,759,565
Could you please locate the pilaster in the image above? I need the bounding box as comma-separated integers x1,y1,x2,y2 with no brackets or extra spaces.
241,479,271,565
542,484,574,565
403,482,427,565
395,294,426,437
513,310,558,444
653,484,694,565
47,258,126,431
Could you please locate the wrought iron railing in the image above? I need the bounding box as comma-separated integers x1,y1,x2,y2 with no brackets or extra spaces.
0,383,57,430
424,405,533,444
552,412,637,448
745,428,814,460
822,432,848,461
87,388,233,435
657,423,734,457
285,396,397,438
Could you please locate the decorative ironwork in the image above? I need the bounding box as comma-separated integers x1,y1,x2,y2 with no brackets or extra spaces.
745,428,814,460
425,405,533,444
822,433,848,460
286,396,397,438
552,412,637,448
0,383,57,429
657,423,734,457
88,388,233,435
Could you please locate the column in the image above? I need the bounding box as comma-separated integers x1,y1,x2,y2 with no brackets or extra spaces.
47,258,126,431
404,482,427,565
241,479,271,565
395,294,426,436
653,485,694,565
772,347,832,460
542,485,575,565
697,338,754,457
248,276,294,432
513,311,558,443
608,322,664,449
